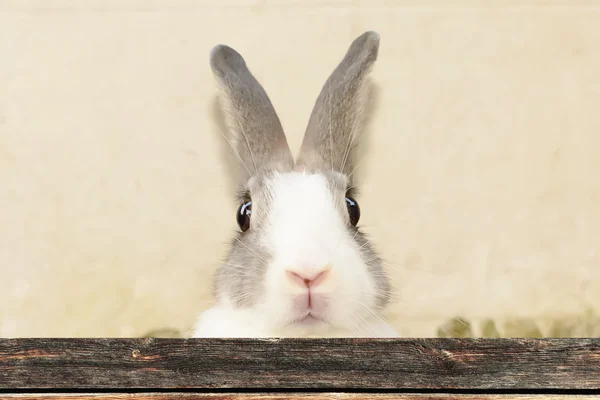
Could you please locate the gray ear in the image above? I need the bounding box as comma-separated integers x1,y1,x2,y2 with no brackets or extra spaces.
296,31,379,177
210,44,294,185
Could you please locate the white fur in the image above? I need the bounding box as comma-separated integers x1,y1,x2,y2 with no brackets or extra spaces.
192,172,398,338
192,303,398,338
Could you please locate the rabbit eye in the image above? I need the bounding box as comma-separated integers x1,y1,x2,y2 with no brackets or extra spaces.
236,201,252,232
345,197,360,226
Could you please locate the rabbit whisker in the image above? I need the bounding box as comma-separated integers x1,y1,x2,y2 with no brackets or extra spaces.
216,126,252,178
238,120,258,175
219,262,263,273
233,237,267,264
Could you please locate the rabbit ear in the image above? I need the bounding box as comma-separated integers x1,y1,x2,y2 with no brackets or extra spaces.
296,31,379,178
210,44,294,184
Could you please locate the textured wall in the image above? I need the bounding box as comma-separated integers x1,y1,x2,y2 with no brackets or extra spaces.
1,0,599,338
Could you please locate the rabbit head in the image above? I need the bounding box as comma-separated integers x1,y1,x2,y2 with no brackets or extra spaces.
203,31,394,337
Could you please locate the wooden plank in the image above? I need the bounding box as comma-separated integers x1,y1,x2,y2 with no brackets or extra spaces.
0,338,599,390
0,395,599,400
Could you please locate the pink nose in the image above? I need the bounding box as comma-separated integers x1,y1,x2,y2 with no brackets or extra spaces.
286,267,331,288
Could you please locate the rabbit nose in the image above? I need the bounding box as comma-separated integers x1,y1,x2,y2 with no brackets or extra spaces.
286,266,331,288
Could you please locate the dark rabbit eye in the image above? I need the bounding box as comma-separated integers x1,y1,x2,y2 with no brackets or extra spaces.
236,201,252,232
345,197,360,226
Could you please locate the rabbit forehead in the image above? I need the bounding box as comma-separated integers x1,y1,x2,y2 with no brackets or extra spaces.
271,170,348,207
261,171,352,266
246,170,348,223
259,171,348,222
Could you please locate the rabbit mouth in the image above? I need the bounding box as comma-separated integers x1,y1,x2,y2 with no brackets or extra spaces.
292,312,327,326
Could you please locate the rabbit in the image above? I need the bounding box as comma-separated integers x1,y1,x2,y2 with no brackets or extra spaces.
191,31,399,338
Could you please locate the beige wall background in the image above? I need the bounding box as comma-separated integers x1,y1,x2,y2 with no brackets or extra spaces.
1,0,599,338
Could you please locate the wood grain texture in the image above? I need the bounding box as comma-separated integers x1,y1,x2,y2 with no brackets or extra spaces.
1,339,600,390
1,395,599,400
0,393,600,400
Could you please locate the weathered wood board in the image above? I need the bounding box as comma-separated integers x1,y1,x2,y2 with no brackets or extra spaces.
0,338,599,399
